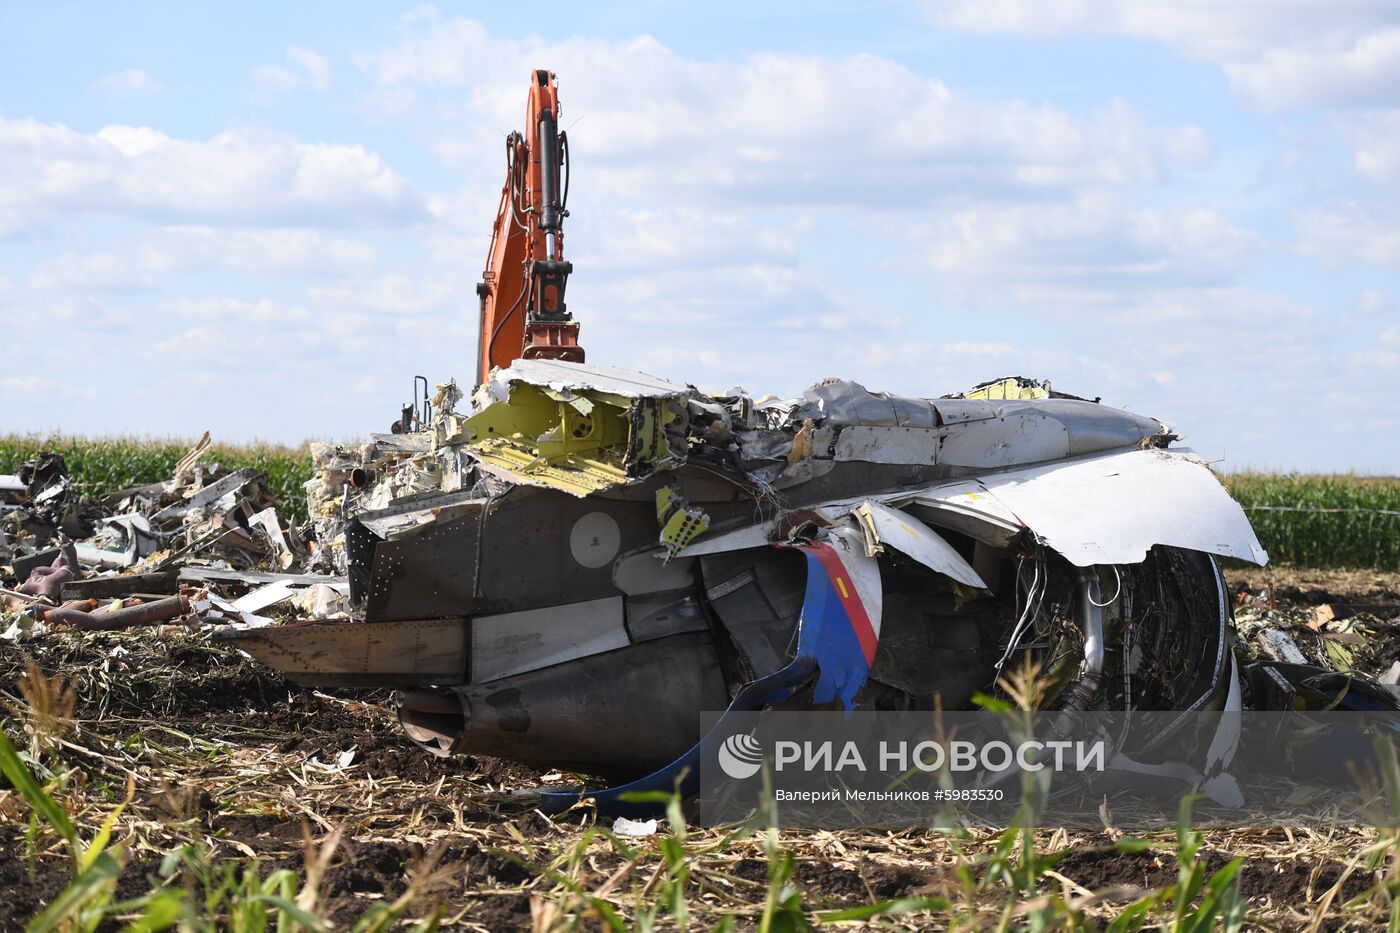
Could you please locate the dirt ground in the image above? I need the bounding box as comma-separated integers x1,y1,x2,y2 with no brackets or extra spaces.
1,566,1398,929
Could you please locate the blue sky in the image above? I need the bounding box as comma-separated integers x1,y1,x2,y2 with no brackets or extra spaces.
2,2,1397,472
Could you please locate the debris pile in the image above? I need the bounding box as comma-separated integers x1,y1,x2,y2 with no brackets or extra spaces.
1,434,347,639
1235,586,1400,698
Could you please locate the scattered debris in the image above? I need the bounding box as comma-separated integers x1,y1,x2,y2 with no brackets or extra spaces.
612,816,659,837
1,439,340,642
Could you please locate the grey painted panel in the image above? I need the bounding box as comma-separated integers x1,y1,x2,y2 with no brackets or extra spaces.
928,399,1000,425
834,426,940,464
471,596,628,682
613,550,695,595
626,590,709,642
938,411,1071,468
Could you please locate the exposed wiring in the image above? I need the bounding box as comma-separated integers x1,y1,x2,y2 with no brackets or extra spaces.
1087,565,1122,607
995,553,1046,672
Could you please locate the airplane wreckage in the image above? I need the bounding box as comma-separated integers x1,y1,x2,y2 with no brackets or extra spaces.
7,72,1395,814
220,72,1396,811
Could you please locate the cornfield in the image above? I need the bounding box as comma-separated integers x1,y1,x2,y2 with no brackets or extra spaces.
1222,471,1400,570
0,435,314,526
2,435,1397,568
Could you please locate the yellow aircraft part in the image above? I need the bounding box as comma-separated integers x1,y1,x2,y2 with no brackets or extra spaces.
963,377,1050,401
463,382,677,496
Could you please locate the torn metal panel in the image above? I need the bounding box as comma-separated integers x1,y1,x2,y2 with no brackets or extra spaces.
74,514,159,569
819,389,1164,470
804,380,939,428
852,500,986,589
216,619,468,687
357,494,484,541
248,507,293,570
177,567,347,588
470,595,628,682
231,579,300,614
936,409,1071,468
151,468,259,522
480,359,693,402
790,524,884,710
675,520,775,558
833,426,940,465
904,482,1025,547
656,486,709,560
463,362,688,496
959,376,1051,400
966,447,1267,567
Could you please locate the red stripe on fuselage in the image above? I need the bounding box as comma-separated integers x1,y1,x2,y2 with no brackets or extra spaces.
805,544,878,665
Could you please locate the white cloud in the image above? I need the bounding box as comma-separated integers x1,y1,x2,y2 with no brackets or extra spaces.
579,207,796,273
29,252,154,292
158,296,313,323
1354,110,1400,184
1120,287,1313,329
253,47,333,95
358,20,1212,208
0,116,426,226
308,275,455,315
1297,204,1400,267
93,68,160,99
252,65,302,95
144,227,376,276
1226,29,1400,110
925,1,1400,110
288,48,332,90
1359,289,1391,314
907,193,1255,304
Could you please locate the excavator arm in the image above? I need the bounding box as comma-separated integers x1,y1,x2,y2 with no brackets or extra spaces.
476,70,584,387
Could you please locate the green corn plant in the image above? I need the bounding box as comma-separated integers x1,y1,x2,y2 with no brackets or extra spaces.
0,726,132,932
1105,797,1245,933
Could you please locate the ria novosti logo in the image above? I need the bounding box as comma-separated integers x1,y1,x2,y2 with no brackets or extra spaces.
717,733,764,779
715,733,1107,780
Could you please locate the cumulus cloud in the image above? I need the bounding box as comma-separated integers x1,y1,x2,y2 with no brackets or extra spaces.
357,19,1212,208
308,274,455,315
144,227,377,276
926,0,1400,111
29,252,155,292
907,194,1256,305
1297,204,1400,267
253,47,333,95
1353,110,1400,184
93,68,160,99
1359,289,1391,314
1226,29,1400,110
0,116,426,226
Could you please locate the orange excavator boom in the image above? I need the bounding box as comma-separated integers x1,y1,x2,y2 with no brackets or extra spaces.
475,70,584,387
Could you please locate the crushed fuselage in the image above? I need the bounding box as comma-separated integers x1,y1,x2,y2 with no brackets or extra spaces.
225,361,1271,792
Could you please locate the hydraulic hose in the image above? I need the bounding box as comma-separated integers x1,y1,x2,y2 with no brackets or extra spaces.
1056,569,1107,713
